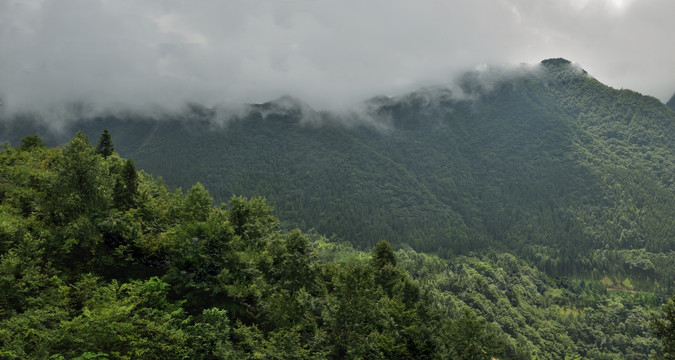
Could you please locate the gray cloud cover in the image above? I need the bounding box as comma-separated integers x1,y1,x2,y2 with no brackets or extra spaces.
1,0,673,114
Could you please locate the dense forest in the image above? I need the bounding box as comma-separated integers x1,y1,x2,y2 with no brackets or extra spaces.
1,132,675,359
2,59,673,294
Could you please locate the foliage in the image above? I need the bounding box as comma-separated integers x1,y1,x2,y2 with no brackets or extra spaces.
96,129,115,158
112,159,139,211
444,307,506,359
3,60,669,295
2,63,674,300
18,135,45,151
653,295,675,359
0,133,669,358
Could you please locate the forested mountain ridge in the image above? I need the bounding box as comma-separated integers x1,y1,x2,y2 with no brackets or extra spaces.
0,135,669,358
1,58,674,292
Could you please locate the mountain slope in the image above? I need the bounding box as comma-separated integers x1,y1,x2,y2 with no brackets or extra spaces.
1,59,674,288
0,136,663,358
668,93,675,111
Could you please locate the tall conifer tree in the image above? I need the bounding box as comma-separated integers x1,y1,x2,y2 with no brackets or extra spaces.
96,129,114,158
113,159,139,210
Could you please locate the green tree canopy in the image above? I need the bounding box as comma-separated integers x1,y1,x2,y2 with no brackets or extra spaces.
95,129,114,158
113,159,139,211
183,182,213,222
653,295,675,359
372,239,396,269
18,135,45,151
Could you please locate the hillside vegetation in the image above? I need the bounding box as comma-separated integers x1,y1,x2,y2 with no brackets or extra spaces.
4,59,671,293
0,134,671,359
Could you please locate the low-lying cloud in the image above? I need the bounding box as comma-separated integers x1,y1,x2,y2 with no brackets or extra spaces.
1,0,673,119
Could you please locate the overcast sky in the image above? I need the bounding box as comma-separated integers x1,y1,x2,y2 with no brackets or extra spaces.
1,0,674,114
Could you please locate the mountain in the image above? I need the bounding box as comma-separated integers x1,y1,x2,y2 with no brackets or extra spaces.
0,132,664,358
668,93,675,110
2,58,674,289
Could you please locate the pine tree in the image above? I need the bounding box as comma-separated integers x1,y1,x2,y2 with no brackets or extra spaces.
96,129,115,158
113,159,138,210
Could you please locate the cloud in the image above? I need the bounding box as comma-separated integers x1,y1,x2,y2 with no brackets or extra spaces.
1,0,673,120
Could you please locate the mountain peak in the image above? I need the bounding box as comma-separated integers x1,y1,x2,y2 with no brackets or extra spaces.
540,57,588,83
252,95,321,123
257,95,311,112
540,58,572,67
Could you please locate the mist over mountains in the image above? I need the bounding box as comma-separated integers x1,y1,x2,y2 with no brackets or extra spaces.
3,0,675,113
2,58,675,290
3,0,675,354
